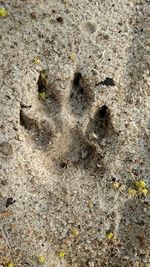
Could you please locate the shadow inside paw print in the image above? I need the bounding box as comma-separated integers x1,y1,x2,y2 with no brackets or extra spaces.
62,108,116,174
20,109,53,149
70,72,93,116
63,133,104,172
87,104,115,143
20,70,62,150
37,70,61,116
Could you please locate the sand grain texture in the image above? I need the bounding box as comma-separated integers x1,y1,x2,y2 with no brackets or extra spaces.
0,0,150,266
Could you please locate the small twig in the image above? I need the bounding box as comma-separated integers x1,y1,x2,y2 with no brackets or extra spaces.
1,225,12,250
2,225,17,266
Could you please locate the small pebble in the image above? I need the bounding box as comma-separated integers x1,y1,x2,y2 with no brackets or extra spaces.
133,261,140,267
30,12,37,19
5,197,15,208
0,142,12,156
56,17,63,24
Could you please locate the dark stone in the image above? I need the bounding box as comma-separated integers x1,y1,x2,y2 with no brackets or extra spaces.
56,17,64,24
5,197,16,208
59,161,67,169
97,77,115,87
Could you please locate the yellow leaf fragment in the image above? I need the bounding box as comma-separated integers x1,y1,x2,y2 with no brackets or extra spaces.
41,72,47,81
33,57,41,64
112,182,120,189
135,180,149,196
38,92,46,100
135,180,146,189
7,262,14,267
71,227,79,237
70,52,76,62
58,251,65,258
141,188,148,196
128,188,137,196
38,255,46,264
106,232,114,240
119,184,126,191
0,8,8,17
88,201,93,208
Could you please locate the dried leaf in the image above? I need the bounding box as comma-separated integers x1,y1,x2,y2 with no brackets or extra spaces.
38,92,47,100
128,188,137,196
33,57,41,64
7,262,14,267
0,8,8,17
58,251,65,258
38,255,46,264
106,232,114,240
112,182,120,189
70,52,76,62
71,228,79,237
0,210,13,219
135,180,146,189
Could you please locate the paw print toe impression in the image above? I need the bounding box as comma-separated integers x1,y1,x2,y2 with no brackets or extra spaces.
70,72,93,116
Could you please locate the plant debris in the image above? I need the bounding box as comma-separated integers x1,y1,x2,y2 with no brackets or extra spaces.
6,261,14,267
106,232,114,240
58,251,65,258
0,8,8,17
38,255,46,264
71,227,79,237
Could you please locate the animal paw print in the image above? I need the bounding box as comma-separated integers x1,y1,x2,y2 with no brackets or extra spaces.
20,69,117,173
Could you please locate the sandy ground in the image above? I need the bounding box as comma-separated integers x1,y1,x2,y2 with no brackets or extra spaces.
0,0,150,266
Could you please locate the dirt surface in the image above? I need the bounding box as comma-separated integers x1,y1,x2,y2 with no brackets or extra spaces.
0,0,150,266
